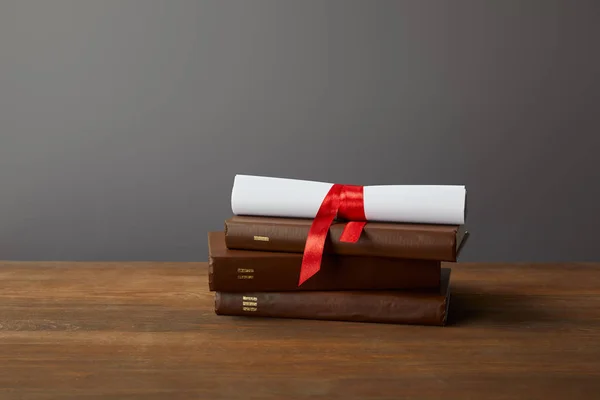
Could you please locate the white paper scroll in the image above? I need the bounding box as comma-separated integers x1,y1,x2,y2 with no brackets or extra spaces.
231,174,466,225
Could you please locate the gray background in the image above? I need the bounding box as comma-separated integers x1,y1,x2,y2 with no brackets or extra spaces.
1,0,598,262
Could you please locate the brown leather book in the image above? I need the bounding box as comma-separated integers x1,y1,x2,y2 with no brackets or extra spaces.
224,216,468,261
208,231,441,292
215,268,452,326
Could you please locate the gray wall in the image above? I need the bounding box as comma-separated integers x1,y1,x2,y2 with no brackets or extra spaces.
1,0,598,262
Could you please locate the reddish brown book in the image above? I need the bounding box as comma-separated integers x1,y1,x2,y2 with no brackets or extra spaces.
208,231,441,292
215,268,451,326
224,216,468,261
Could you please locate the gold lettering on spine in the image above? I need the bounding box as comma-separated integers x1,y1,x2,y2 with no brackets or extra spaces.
253,235,269,242
242,296,258,312
237,268,255,280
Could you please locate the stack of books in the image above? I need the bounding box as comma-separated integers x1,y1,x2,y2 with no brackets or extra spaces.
208,174,468,326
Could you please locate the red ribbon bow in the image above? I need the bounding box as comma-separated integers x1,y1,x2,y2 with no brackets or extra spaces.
298,184,367,285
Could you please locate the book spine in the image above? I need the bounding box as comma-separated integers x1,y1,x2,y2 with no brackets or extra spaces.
224,218,458,261
208,255,441,292
214,290,449,326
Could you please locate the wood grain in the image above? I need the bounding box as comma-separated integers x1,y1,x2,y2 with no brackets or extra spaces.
0,261,599,399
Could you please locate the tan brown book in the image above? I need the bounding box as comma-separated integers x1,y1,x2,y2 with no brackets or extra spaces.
208,231,441,292
215,268,452,326
224,216,468,262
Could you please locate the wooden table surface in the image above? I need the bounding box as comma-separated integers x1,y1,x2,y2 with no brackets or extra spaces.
0,261,599,399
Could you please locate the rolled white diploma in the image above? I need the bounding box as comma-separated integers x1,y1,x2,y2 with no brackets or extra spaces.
231,174,466,225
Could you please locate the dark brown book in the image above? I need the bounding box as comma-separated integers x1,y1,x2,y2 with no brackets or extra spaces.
208,231,441,292
215,268,452,326
224,216,468,262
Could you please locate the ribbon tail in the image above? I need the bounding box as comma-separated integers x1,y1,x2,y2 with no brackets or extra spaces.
298,184,342,286
339,221,366,243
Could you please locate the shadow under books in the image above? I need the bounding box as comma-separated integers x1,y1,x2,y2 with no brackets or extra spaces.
447,287,555,327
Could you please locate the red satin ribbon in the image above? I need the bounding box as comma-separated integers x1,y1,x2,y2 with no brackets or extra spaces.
298,184,367,286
